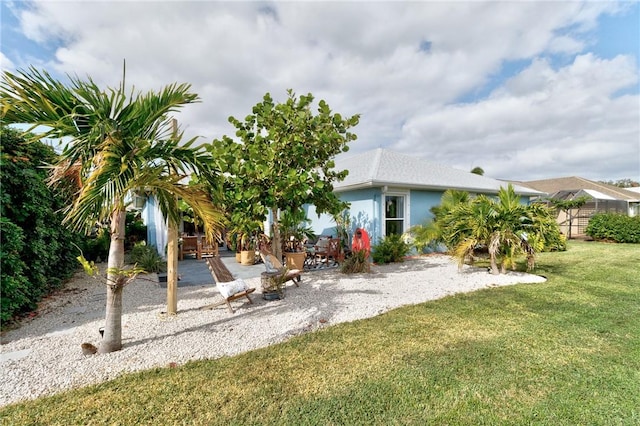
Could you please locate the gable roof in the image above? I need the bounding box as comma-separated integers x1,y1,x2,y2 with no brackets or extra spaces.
520,176,639,202
334,148,543,196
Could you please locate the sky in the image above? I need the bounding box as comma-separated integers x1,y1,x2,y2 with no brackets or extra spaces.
1,0,639,182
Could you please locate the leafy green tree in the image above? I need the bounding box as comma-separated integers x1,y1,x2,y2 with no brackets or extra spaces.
470,166,485,175
1,67,224,353
209,90,359,260
599,178,639,188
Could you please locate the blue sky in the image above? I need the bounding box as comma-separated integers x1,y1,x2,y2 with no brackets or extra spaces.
1,1,638,182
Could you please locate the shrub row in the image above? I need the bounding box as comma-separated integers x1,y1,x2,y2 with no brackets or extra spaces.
586,213,640,243
1,127,83,324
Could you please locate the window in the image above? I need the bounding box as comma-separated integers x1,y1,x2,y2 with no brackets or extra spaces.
384,195,405,236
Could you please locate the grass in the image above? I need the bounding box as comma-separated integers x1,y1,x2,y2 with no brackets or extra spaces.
2,241,639,425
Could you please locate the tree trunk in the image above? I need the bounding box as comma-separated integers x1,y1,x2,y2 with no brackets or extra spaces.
271,207,282,262
489,252,500,275
99,209,127,354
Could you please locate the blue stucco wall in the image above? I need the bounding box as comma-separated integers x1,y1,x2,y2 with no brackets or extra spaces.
409,190,443,227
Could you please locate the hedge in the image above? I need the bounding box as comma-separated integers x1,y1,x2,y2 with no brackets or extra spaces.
585,212,640,243
0,127,83,324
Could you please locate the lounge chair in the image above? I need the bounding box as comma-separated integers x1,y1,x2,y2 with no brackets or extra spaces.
200,256,255,313
259,250,302,287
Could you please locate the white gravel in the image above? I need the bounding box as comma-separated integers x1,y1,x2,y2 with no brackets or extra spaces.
0,255,545,407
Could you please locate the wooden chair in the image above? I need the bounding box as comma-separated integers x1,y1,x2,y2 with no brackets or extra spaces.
314,237,342,267
200,237,219,258
259,250,302,287
180,236,201,260
200,256,255,313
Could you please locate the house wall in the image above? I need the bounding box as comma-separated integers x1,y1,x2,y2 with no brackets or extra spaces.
308,187,447,245
306,187,536,247
307,188,382,243
409,190,443,227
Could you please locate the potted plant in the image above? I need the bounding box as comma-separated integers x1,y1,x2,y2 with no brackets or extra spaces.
239,232,255,266
281,209,315,270
231,218,262,266
261,270,287,300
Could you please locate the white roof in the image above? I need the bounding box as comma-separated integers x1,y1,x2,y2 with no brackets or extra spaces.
580,189,617,201
334,149,544,196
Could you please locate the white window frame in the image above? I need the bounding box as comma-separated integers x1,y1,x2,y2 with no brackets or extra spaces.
382,189,410,237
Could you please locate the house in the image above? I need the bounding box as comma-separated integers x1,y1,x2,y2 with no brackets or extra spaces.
518,176,640,237
307,148,544,244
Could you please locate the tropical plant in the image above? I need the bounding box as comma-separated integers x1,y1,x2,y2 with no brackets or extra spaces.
209,90,359,261
440,185,563,274
1,66,224,353
341,248,370,273
372,233,410,264
333,209,352,253
128,242,166,273
408,189,470,252
280,208,315,253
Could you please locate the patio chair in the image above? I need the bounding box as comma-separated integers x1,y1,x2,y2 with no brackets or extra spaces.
259,250,302,287
180,236,201,260
313,237,342,267
200,256,255,313
200,237,219,258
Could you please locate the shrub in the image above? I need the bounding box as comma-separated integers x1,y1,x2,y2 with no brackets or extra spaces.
80,226,111,262
129,242,166,273
586,213,640,243
0,219,32,322
125,212,147,250
1,126,82,324
341,249,370,274
372,234,410,264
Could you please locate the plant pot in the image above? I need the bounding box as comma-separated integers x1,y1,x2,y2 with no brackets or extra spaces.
235,252,241,263
240,250,254,266
263,291,283,301
285,252,306,270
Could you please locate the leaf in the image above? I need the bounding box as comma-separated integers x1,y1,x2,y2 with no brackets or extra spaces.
77,255,98,276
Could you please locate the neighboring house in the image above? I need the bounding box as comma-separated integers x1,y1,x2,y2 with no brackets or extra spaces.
307,148,544,244
518,176,640,237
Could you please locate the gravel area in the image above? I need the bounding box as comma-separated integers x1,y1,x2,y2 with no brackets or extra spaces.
0,255,546,407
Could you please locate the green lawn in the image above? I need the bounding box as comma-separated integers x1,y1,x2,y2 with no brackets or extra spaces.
2,241,639,425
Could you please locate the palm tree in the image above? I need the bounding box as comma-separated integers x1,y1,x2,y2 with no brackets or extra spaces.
1,67,224,353
408,189,470,253
441,185,561,275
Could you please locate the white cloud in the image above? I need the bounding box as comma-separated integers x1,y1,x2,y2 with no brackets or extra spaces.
5,1,638,181
0,51,15,71
398,54,639,180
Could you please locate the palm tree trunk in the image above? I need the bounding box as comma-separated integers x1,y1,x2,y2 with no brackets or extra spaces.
489,253,500,275
99,209,127,354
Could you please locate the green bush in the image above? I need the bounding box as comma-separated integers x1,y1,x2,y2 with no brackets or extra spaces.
0,219,32,322
372,234,410,264
128,243,166,273
125,211,147,250
0,126,83,324
80,226,111,262
586,213,640,243
341,249,370,274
